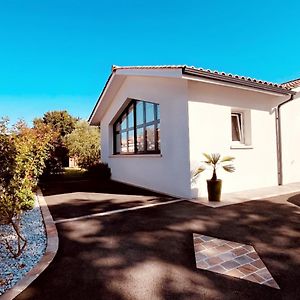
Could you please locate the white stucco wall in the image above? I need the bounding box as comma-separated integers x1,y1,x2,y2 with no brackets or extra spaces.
101,75,192,198
281,87,300,185
98,72,295,199
188,80,287,198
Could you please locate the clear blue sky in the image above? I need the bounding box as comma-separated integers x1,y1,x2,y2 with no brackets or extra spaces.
1,0,300,124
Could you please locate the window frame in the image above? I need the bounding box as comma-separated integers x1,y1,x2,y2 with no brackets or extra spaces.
231,112,245,144
113,99,160,155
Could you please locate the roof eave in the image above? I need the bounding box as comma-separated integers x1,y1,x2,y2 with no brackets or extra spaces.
88,72,115,125
282,78,300,90
183,67,295,96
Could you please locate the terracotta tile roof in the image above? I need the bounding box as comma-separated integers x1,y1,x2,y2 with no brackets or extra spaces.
112,65,289,91
282,78,300,89
112,65,185,70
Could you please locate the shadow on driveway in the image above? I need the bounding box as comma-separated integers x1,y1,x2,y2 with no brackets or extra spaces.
287,193,300,207
15,179,300,300
39,178,175,221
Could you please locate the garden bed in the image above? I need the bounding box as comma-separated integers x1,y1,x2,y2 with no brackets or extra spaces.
0,195,46,296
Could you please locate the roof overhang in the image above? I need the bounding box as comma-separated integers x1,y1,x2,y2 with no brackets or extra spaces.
183,67,295,96
89,65,295,125
89,72,127,125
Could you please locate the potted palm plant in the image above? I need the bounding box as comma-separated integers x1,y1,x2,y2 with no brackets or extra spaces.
193,153,235,202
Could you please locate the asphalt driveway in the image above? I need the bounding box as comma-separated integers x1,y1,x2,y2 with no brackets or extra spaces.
15,178,300,300
38,178,175,222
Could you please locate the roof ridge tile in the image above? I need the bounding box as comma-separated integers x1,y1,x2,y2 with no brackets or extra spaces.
112,65,293,91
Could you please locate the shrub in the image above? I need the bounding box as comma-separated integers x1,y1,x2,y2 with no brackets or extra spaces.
87,162,111,179
0,119,53,257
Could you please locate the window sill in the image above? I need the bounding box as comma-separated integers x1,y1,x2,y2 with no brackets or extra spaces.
230,145,253,149
109,154,162,158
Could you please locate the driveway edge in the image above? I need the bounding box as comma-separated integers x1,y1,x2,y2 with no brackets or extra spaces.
0,187,59,300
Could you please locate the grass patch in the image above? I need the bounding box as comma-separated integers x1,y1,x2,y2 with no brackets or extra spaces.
41,164,111,182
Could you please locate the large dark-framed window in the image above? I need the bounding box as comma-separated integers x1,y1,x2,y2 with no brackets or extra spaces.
113,100,160,155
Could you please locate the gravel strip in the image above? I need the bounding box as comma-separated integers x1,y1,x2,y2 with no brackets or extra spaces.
0,196,46,296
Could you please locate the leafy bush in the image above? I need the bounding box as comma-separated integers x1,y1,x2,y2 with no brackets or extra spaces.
0,119,53,257
87,163,111,179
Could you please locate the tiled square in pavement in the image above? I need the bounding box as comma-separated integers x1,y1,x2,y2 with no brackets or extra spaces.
193,233,280,289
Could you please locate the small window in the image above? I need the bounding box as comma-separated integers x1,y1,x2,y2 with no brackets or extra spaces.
231,112,244,143
113,99,160,154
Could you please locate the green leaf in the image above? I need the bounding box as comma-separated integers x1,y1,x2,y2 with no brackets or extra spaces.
193,166,205,177
202,153,212,163
223,164,235,173
220,156,235,163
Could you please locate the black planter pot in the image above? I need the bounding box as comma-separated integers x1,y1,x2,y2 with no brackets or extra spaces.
207,179,222,202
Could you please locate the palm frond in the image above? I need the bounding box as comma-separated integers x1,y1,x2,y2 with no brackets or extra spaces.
202,153,212,163
220,156,235,163
223,164,235,173
211,153,221,165
193,166,206,177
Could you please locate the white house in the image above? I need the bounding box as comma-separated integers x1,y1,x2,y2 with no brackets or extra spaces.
89,65,300,199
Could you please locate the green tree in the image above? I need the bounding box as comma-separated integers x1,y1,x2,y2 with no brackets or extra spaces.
65,120,100,169
34,110,78,173
34,110,77,137
0,119,54,257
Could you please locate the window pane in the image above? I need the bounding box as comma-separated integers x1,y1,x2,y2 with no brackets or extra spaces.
156,105,160,120
114,100,161,155
121,132,128,152
128,130,134,153
121,115,127,130
231,114,241,141
115,133,120,153
128,105,134,128
157,123,160,151
136,101,144,125
146,125,155,151
146,102,155,122
137,127,144,152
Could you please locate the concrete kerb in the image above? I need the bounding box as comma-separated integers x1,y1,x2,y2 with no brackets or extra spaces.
0,188,59,300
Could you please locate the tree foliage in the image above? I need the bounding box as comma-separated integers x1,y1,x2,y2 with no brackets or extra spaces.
33,110,77,137
34,110,78,174
0,119,54,257
65,120,100,169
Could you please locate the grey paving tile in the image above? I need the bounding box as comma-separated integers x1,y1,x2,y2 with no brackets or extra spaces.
195,260,209,269
221,260,240,270
218,251,237,262
251,259,266,269
200,235,215,242
256,268,272,280
234,255,254,265
195,253,207,261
